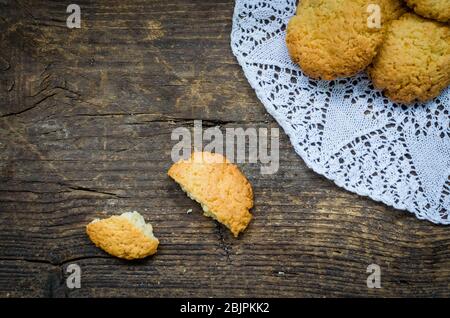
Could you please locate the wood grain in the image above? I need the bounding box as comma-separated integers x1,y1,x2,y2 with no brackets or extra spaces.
0,0,449,297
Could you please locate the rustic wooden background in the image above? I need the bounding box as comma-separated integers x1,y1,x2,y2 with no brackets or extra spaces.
0,0,449,298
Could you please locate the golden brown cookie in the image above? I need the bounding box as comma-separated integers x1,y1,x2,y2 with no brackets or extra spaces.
286,0,406,80
405,0,450,22
168,152,253,237
368,13,450,103
86,211,159,259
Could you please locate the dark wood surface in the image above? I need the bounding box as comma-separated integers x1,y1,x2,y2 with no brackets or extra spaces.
0,0,449,298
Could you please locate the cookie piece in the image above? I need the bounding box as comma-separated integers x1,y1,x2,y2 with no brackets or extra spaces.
86,211,159,259
405,0,450,22
368,13,450,103
168,152,253,237
286,0,406,80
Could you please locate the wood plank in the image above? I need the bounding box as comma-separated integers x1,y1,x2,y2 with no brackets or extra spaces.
0,0,449,297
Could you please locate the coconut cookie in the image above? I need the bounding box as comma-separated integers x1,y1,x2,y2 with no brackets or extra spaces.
168,152,253,237
405,0,450,23
86,211,159,259
286,0,405,80
368,13,450,104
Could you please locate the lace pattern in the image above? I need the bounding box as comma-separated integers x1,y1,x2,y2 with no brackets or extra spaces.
231,0,450,224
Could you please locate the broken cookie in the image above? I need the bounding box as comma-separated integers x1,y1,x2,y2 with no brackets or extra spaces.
86,211,159,259
168,152,253,237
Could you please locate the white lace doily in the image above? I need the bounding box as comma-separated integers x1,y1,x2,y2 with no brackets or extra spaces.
231,0,450,224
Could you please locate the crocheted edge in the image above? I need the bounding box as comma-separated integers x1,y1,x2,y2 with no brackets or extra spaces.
230,1,449,225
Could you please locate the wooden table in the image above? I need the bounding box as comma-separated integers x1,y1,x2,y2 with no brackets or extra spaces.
0,0,448,297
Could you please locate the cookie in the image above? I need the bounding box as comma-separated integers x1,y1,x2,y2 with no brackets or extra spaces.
86,211,159,259
368,13,450,103
404,0,450,22
168,152,253,237
286,0,406,80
